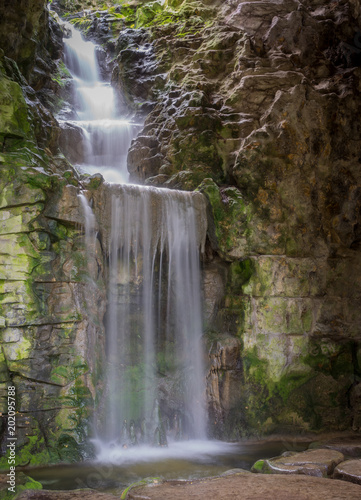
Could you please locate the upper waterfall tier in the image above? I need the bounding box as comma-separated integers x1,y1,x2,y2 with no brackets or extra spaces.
60,21,139,183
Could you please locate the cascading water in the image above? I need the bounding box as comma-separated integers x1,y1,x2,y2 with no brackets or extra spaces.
61,21,138,183
104,185,208,446
60,21,210,452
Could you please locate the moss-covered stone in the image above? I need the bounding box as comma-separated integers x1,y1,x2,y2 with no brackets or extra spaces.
136,1,163,27
0,472,42,499
198,178,254,260
0,70,32,139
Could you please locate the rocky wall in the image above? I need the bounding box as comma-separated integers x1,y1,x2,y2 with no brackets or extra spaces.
0,3,107,467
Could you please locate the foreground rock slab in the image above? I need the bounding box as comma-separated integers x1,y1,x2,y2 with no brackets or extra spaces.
252,448,344,477
14,489,116,500
126,473,361,500
334,460,361,485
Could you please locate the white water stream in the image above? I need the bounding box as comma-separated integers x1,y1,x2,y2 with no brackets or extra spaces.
62,21,137,183
62,21,209,451
104,185,208,446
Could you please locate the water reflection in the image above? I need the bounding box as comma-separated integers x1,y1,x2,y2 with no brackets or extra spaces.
29,440,308,494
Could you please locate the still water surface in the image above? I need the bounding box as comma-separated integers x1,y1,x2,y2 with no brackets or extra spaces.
29,439,308,495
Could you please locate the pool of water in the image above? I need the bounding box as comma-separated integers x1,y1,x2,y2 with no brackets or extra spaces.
28,439,309,495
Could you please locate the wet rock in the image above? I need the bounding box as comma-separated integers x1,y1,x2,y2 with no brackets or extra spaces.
221,468,251,476
206,336,243,439
350,384,361,431
252,449,345,477
0,0,48,81
0,70,32,139
59,121,88,164
43,184,83,225
0,0,107,470
202,263,226,323
334,459,361,485
111,28,160,110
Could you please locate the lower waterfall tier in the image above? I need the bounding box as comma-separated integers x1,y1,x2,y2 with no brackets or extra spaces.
91,184,209,443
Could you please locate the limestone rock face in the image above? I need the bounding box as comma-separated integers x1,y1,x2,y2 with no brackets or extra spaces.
0,156,107,467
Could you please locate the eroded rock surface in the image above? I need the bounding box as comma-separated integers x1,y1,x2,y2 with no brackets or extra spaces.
125,472,361,500
310,436,361,457
106,0,361,438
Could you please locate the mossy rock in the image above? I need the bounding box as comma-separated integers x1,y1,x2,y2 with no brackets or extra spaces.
136,1,163,27
0,434,50,470
57,434,83,463
198,178,253,260
0,69,32,139
121,477,162,499
0,472,42,500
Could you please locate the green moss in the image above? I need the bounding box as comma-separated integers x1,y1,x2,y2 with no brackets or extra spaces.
121,477,162,499
21,477,43,490
134,0,214,29
229,259,254,294
251,459,266,473
0,71,32,139
136,1,163,27
51,61,71,88
243,347,269,387
60,372,93,443
51,358,88,386
84,174,104,190
301,341,353,378
164,169,210,191
0,435,51,468
198,178,253,259
69,17,92,33
57,433,83,463
0,473,42,499
239,331,355,434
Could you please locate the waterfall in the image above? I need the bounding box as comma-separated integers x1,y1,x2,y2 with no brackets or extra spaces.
60,23,209,449
104,185,208,445
61,21,138,183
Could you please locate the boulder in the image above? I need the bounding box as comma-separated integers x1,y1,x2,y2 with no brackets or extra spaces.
334,459,361,485
252,448,345,477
